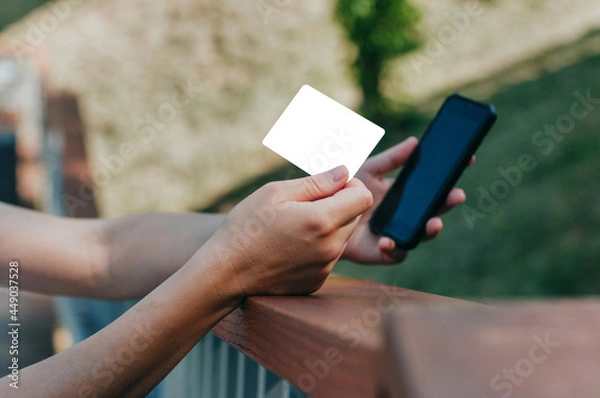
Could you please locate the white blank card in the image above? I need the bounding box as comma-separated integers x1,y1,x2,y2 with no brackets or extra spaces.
263,85,385,180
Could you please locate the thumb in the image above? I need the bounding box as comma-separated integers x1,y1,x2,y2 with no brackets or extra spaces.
287,165,349,202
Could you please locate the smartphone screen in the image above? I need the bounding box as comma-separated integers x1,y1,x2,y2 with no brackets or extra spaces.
370,94,496,249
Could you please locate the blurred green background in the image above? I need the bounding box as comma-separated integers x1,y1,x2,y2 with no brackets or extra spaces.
200,1,600,300
338,45,600,299
340,0,600,299
3,0,599,300
204,34,600,300
0,0,47,32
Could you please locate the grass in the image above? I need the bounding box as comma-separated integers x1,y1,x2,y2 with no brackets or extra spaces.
336,35,600,299
202,32,600,300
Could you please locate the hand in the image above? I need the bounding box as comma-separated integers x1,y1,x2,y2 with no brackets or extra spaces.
342,137,469,265
205,166,373,297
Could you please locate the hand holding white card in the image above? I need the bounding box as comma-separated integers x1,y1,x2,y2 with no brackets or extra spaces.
263,85,385,180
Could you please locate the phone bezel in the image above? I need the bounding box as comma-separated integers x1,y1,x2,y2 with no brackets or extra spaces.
369,94,497,250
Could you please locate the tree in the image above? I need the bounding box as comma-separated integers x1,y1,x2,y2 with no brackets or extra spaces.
335,0,421,120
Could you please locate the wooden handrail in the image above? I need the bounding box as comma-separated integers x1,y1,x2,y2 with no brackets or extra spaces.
213,275,475,397
215,278,600,398
381,300,600,398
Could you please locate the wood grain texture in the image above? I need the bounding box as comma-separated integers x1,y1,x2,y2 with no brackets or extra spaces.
213,274,472,397
382,300,600,398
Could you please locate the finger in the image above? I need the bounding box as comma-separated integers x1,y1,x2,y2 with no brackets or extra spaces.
317,211,362,260
379,236,395,252
308,178,374,230
285,165,348,202
378,237,408,264
469,155,476,166
438,188,466,215
423,217,443,241
363,136,418,176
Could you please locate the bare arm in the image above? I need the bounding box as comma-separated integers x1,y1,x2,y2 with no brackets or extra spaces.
0,202,226,299
15,245,240,397
0,167,373,396
0,202,107,297
0,137,468,300
99,211,225,299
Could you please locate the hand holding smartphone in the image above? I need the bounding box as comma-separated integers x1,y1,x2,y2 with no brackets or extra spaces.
369,94,497,250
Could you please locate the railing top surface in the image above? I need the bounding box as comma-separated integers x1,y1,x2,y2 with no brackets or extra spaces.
215,274,600,398
383,300,600,398
233,274,470,338
213,274,475,397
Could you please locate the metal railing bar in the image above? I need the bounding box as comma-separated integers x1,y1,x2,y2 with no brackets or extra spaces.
257,364,267,398
282,380,291,398
201,333,214,397
235,350,246,398
217,335,229,398
187,342,202,395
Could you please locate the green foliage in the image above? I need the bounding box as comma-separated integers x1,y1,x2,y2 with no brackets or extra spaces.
335,0,421,118
0,0,49,32
336,44,600,299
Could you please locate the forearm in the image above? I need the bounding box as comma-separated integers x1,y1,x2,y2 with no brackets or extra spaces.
99,212,225,299
0,202,226,299
0,202,107,297
0,168,372,395
2,243,241,397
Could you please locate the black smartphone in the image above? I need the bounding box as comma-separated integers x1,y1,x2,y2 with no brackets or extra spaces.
369,94,497,250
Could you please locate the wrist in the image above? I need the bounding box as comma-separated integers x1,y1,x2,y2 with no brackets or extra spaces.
188,235,249,308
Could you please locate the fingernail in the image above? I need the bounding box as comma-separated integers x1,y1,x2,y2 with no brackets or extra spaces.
327,165,347,183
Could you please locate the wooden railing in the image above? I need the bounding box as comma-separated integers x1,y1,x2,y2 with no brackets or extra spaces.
214,275,472,397
6,50,600,398
381,301,600,398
